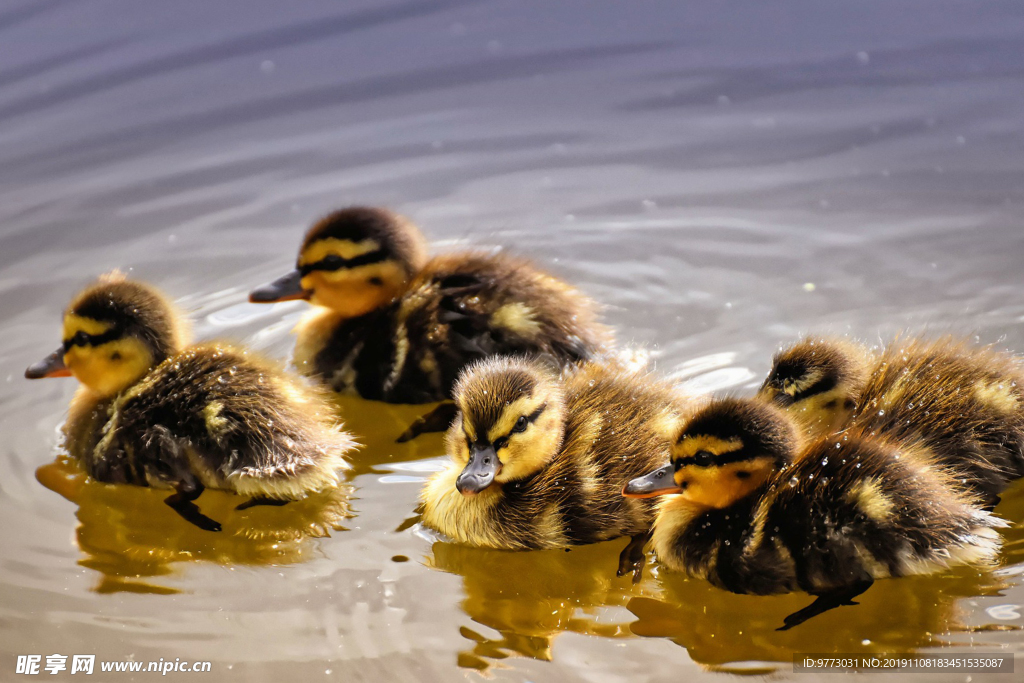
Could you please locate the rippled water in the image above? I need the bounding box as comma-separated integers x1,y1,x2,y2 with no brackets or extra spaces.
3,0,1024,680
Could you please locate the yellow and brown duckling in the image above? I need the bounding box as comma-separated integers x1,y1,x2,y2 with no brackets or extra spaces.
25,273,354,531
624,397,1005,630
420,355,688,580
759,335,1024,506
249,207,612,406
758,337,874,436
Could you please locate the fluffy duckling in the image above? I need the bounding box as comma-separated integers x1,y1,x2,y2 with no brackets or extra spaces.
26,273,354,531
420,356,687,580
759,336,1024,505
249,207,612,405
624,398,1005,630
757,337,874,436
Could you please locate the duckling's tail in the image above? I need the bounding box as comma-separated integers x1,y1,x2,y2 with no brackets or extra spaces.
904,510,1007,575
946,516,1007,567
227,432,355,500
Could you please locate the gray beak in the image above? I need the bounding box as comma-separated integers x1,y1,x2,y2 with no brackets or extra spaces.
25,347,71,379
456,445,500,496
622,464,682,499
249,269,311,303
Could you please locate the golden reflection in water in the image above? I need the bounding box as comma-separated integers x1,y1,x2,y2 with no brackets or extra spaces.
426,539,655,671
29,392,444,596
425,480,1024,673
995,478,1024,567
628,482,1024,673
36,455,352,595
329,395,448,475
628,568,1002,673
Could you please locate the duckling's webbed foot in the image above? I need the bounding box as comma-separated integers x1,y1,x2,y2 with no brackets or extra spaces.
778,579,873,631
396,402,459,443
164,481,221,532
235,497,291,511
617,531,653,584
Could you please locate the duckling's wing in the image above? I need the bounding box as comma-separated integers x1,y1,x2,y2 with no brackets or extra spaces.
434,272,593,361
207,393,351,500
434,273,504,356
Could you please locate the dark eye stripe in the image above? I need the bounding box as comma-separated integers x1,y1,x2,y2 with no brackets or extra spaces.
298,250,387,276
476,402,548,451
673,448,754,469
63,327,121,351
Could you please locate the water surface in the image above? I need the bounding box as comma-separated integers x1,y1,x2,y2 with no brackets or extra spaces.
3,0,1024,680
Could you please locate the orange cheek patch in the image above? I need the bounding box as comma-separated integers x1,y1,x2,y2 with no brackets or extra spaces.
303,263,407,317
678,459,774,509
63,339,154,397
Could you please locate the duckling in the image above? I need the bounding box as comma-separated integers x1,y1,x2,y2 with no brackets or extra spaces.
420,355,687,580
249,207,612,409
759,335,1024,505
758,337,874,436
25,273,354,531
624,397,1005,630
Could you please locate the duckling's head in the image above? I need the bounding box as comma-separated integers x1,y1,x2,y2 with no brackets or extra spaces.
445,356,566,496
25,273,184,398
624,398,797,509
757,337,869,436
249,206,428,318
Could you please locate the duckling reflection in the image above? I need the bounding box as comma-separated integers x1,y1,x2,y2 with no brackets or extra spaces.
996,477,1024,568
628,565,1005,670
37,455,351,594
426,539,655,670
327,393,451,477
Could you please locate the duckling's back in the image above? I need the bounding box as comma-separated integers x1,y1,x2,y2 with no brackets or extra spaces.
770,432,1003,587
68,344,352,498
854,337,1024,498
315,252,612,403
522,363,685,545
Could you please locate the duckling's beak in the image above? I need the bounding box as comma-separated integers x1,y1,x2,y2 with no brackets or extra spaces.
456,444,501,496
249,270,311,303
622,465,681,499
25,347,71,379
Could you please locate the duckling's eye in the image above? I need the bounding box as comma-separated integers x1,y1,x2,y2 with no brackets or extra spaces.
110,351,122,361
368,276,384,286
693,450,715,467
321,254,344,270
735,470,751,479
74,331,89,347
492,436,509,451
512,416,529,433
